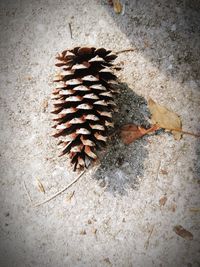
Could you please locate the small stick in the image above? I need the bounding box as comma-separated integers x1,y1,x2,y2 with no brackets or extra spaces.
34,170,86,207
23,181,33,204
116,48,136,55
68,23,73,39
144,225,155,249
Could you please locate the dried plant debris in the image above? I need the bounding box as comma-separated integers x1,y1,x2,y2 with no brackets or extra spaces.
120,97,199,145
33,170,85,207
112,0,123,14
120,124,158,144
144,225,155,249
80,229,86,235
189,207,200,212
51,47,118,171
66,191,75,202
36,178,45,193
160,169,168,175
42,99,48,113
159,196,167,206
173,225,193,240
148,98,182,140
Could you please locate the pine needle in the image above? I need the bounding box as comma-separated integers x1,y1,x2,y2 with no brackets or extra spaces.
33,170,86,208
116,48,136,54
23,181,33,204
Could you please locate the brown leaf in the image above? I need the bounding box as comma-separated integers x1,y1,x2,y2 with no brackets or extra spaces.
120,124,159,145
159,196,167,206
113,0,122,14
36,178,45,193
148,98,182,140
173,225,193,240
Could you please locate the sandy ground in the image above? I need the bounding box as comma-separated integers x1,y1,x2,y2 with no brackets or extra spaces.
0,1,200,267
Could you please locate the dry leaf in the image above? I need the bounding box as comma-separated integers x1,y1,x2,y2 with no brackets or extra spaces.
36,178,45,193
159,196,167,206
120,124,143,144
148,98,182,140
113,0,122,14
173,225,193,240
120,124,158,144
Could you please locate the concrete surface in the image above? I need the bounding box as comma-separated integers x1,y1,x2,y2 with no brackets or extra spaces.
0,0,200,266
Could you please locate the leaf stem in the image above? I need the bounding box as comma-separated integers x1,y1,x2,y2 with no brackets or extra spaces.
165,127,200,137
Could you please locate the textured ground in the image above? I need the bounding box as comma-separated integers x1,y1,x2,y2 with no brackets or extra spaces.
0,1,200,267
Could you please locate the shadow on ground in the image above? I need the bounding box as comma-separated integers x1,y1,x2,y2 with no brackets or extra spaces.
94,82,151,195
102,0,200,83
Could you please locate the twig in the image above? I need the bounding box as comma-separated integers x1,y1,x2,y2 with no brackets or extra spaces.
23,181,33,204
116,48,136,54
33,170,86,207
144,225,155,249
68,23,73,39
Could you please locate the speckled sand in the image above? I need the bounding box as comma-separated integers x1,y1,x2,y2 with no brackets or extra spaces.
0,1,200,266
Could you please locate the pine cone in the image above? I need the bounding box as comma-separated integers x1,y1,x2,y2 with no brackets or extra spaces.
51,47,118,171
